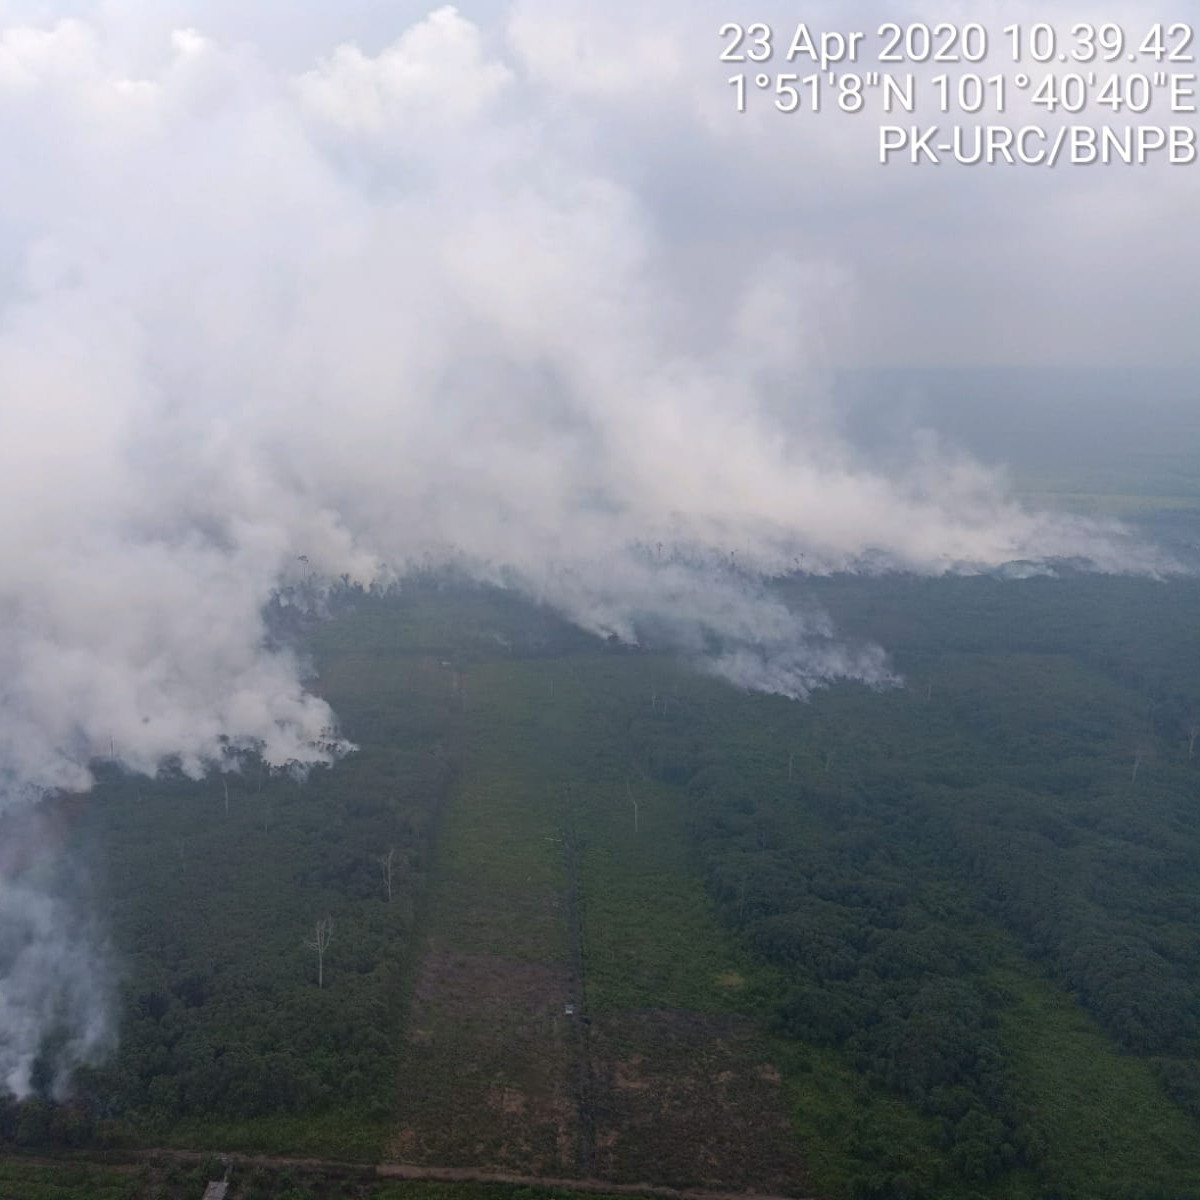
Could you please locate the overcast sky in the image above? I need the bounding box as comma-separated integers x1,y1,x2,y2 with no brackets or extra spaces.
3,0,1193,367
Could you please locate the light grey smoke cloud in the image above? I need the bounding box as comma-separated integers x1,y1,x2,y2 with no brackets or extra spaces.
0,878,112,1097
0,1,1177,794
0,806,113,1097
0,3,1183,1092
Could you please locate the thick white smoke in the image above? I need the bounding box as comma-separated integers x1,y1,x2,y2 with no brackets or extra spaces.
0,5,1178,1093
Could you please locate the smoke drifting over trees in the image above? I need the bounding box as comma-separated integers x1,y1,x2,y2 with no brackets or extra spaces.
0,4,1182,1094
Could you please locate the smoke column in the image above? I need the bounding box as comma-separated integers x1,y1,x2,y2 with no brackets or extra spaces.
0,5,1176,1092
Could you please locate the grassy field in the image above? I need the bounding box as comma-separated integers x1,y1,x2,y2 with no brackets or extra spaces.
994,961,1200,1199
388,657,577,1175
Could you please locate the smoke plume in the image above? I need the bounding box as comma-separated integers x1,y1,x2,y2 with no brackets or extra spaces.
0,4,1178,1092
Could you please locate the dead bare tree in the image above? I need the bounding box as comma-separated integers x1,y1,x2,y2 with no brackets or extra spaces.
305,916,333,989
1188,720,1199,761
787,751,795,783
379,848,395,902
1131,737,1156,785
755,817,769,852
222,777,230,817
625,777,639,834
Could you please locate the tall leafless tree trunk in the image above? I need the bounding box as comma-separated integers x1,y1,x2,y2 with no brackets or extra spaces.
787,751,794,782
305,916,333,989
625,777,639,834
222,777,230,816
1132,736,1156,785
1188,721,1199,760
379,847,395,902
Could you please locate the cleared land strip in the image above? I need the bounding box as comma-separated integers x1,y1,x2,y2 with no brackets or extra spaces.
389,656,811,1193
389,662,578,1174
115,1149,823,1200
378,1159,821,1200
563,795,598,1175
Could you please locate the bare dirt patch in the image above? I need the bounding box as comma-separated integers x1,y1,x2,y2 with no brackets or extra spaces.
390,944,579,1175
590,1009,809,1195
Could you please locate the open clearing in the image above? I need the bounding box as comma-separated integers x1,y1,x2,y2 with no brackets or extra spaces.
389,653,812,1196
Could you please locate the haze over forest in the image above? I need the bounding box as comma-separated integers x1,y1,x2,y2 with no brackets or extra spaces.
0,4,1198,1199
